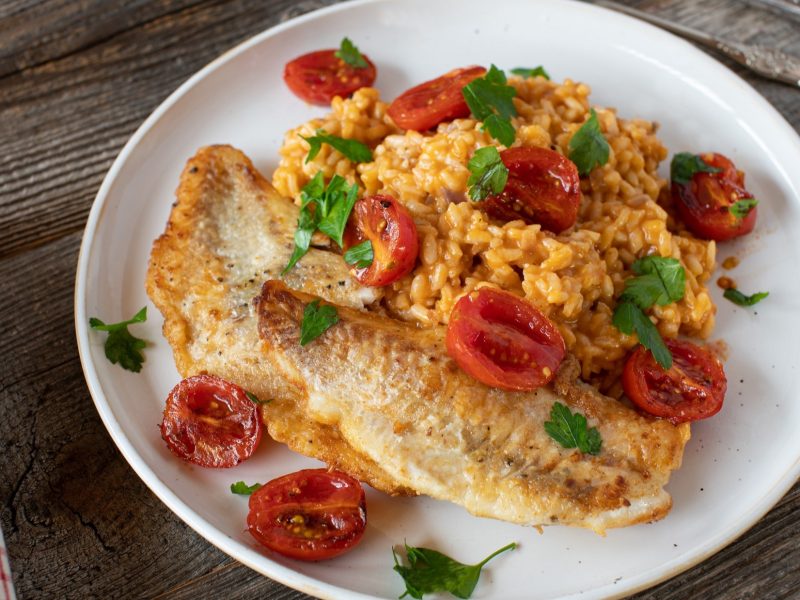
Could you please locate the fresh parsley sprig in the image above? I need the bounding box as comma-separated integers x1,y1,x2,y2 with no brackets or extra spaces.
729,198,758,220
466,146,509,201
568,108,610,176
461,65,518,147
301,128,373,164
510,66,550,80
670,152,721,185
230,481,262,495
611,256,686,369
544,402,602,455
283,173,360,274
393,542,516,599
343,240,374,269
89,307,147,373
335,37,368,68
723,288,769,307
300,299,339,346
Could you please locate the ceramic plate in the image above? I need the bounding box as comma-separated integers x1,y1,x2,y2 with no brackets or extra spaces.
74,0,800,597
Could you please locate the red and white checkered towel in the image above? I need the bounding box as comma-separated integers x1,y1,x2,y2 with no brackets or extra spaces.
0,526,15,600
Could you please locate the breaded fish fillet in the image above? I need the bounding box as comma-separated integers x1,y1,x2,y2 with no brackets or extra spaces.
147,144,690,532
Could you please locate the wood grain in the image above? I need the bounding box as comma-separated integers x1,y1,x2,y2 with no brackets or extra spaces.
0,0,798,599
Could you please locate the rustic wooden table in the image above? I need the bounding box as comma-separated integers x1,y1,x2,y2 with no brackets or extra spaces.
2,0,799,598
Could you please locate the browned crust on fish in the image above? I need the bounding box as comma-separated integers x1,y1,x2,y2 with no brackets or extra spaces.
146,145,413,496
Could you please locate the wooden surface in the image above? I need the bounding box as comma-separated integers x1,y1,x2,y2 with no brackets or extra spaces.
1,0,799,598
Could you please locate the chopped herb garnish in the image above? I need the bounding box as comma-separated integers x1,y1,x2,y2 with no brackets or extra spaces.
230,481,262,495
568,108,610,176
510,66,550,80
301,128,373,164
612,300,673,369
611,256,685,369
245,391,268,405
723,288,769,307
729,198,759,220
461,65,518,147
670,152,722,185
89,307,147,373
283,173,360,273
621,256,686,309
466,146,509,201
393,542,516,599
544,402,602,455
343,240,374,269
334,37,368,68
300,300,339,346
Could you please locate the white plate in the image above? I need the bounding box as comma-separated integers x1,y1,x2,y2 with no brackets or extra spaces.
74,0,800,598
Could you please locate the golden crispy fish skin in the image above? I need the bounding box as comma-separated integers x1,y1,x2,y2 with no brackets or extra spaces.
257,281,691,533
145,144,413,495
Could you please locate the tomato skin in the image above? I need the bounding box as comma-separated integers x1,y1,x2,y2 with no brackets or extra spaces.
483,146,581,233
622,339,727,424
247,468,367,561
672,153,756,241
446,288,566,391
283,50,377,105
343,194,419,287
387,66,486,131
160,375,263,468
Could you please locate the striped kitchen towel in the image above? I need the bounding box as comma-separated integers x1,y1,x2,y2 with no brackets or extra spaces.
0,525,15,600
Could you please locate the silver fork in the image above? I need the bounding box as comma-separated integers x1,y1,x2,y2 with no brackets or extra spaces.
593,0,800,88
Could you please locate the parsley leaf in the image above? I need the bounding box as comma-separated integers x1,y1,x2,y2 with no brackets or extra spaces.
393,542,516,599
568,108,610,176
343,240,374,268
612,301,672,369
466,146,509,201
230,481,262,495
300,300,339,346
283,173,360,273
729,198,759,220
723,288,769,307
461,65,518,147
544,402,602,455
245,391,270,405
301,128,373,164
89,307,147,372
334,37,368,68
622,256,686,308
317,179,359,247
670,152,722,185
510,66,550,80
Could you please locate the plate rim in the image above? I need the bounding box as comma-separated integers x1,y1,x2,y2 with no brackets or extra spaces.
73,0,800,598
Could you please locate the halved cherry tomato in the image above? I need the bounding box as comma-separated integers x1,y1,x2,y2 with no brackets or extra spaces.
247,468,367,561
160,375,262,468
483,146,581,233
446,288,566,391
672,153,756,241
387,66,486,131
283,50,377,105
622,339,727,424
343,194,419,286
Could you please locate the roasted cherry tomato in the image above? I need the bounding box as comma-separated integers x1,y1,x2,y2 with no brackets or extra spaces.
446,288,566,391
483,146,581,233
343,194,419,286
671,152,756,241
283,49,377,105
622,338,727,424
387,66,486,131
247,468,367,561
160,374,262,468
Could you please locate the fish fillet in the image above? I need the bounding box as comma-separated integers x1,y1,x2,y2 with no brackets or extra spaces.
146,144,411,494
147,144,691,532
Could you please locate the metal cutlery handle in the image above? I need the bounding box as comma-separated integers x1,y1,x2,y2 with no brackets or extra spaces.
593,0,800,88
